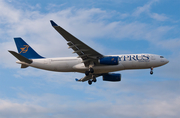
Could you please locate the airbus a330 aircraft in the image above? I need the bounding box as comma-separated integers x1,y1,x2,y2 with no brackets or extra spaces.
9,20,169,85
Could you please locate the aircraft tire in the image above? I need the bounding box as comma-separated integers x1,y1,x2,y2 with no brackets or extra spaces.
88,80,92,85
150,70,153,75
93,78,97,82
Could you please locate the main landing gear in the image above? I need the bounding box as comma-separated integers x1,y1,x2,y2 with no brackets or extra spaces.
85,67,94,76
150,67,153,75
85,68,97,85
88,76,97,85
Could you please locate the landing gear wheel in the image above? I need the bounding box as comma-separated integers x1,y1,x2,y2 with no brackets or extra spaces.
150,67,153,75
92,76,97,82
88,80,92,85
89,68,94,73
85,71,89,76
150,70,153,75
93,78,97,82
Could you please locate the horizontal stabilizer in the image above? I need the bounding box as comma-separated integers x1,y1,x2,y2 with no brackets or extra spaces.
8,50,32,64
75,78,81,81
21,64,29,68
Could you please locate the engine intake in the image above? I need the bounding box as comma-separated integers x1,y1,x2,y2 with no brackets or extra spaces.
103,73,121,82
99,56,119,65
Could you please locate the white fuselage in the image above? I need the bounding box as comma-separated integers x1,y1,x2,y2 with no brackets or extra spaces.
17,54,169,74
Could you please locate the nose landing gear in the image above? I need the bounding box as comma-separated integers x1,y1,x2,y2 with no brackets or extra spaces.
150,67,153,75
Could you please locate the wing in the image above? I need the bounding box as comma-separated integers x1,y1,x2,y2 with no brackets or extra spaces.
50,20,103,67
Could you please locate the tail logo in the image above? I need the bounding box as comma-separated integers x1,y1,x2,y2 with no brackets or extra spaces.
19,45,29,54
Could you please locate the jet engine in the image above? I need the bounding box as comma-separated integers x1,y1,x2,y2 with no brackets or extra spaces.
103,73,121,82
99,56,119,65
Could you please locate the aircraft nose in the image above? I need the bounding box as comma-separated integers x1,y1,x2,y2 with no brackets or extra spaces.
160,56,169,65
164,58,169,64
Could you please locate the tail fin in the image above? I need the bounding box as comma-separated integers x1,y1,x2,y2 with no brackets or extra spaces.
14,38,44,59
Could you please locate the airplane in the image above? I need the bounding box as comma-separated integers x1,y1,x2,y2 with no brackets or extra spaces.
8,20,169,85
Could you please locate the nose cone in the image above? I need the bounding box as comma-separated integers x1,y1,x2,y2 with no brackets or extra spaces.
165,58,169,64
163,58,169,65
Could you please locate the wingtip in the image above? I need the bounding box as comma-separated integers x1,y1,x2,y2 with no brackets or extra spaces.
50,20,58,26
75,78,82,82
8,50,14,53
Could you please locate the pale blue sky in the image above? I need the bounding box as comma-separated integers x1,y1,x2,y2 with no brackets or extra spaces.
0,0,180,117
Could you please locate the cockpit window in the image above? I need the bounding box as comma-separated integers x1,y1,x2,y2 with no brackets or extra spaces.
160,56,164,58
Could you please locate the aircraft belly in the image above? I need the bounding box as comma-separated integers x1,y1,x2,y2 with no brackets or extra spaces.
52,60,79,72
57,63,74,72
30,61,54,71
93,64,124,73
30,59,78,72
73,63,125,74
121,61,132,69
121,60,150,69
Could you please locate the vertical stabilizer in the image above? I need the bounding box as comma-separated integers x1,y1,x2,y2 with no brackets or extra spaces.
14,37,44,59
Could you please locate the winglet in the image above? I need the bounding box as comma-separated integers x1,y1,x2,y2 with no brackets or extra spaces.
50,20,58,27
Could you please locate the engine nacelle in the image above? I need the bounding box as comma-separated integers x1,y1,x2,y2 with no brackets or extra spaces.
103,73,121,82
99,56,119,65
